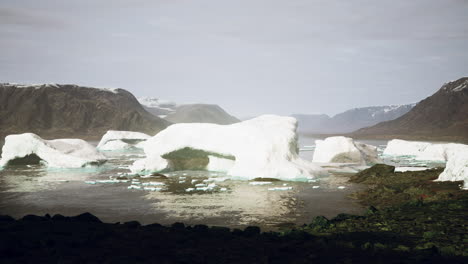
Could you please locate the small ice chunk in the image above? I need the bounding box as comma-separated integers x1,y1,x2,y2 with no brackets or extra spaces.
312,186,320,189
128,185,142,190
220,188,228,191
143,187,163,191
308,179,317,183
249,181,272,185
191,179,198,184
283,183,288,186
394,167,429,172
85,181,97,185
268,186,293,191
195,183,207,187
185,188,195,192
141,182,165,186
337,186,346,189
183,173,188,176
204,177,228,183
179,177,186,180
96,179,120,184
179,180,186,184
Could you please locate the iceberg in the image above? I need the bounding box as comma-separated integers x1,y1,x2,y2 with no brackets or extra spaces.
0,133,107,168
384,139,468,188
130,115,321,180
312,136,380,165
436,150,468,189
384,139,467,162
97,130,151,151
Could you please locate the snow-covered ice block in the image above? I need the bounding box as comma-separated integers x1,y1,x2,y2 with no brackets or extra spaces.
394,167,429,172
0,133,107,168
312,136,380,165
96,179,121,184
97,130,151,151
384,139,468,162
143,187,163,191
437,154,468,189
130,115,321,180
141,182,165,186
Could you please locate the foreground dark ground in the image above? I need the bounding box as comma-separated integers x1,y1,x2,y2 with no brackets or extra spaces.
1,165,467,263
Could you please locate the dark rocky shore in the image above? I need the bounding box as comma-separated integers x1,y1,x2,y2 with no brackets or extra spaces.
1,165,467,263
0,212,464,264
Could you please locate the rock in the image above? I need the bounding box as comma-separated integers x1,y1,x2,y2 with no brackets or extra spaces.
309,216,330,229
71,212,102,223
0,215,15,222
350,164,396,183
123,221,141,228
243,226,261,236
21,215,48,222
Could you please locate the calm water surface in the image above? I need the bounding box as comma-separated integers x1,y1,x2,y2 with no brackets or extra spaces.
0,136,394,230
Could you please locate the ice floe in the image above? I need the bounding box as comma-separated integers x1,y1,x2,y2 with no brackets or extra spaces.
97,130,151,151
394,167,429,172
268,186,293,191
0,133,106,168
312,136,381,165
249,181,272,185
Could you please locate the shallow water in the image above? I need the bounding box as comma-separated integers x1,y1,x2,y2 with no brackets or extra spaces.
0,136,443,230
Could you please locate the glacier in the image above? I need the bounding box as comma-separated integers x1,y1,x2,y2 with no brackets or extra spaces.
97,130,151,151
0,133,107,168
130,115,322,180
312,136,381,165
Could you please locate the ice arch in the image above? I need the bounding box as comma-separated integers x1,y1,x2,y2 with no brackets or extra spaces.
131,115,321,180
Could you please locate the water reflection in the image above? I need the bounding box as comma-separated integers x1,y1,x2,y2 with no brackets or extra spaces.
0,137,374,229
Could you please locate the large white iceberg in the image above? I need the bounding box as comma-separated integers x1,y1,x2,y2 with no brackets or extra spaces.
384,139,468,188
97,130,151,151
130,115,322,180
384,139,467,162
0,133,107,168
312,136,381,165
437,154,468,189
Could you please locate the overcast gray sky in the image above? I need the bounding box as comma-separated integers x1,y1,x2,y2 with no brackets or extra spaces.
1,0,467,117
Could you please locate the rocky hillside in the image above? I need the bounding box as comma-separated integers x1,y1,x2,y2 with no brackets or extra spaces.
0,84,170,140
293,104,415,134
353,78,468,143
164,104,240,125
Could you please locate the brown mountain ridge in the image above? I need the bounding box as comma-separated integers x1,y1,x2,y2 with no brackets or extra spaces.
352,77,468,143
0,83,171,140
